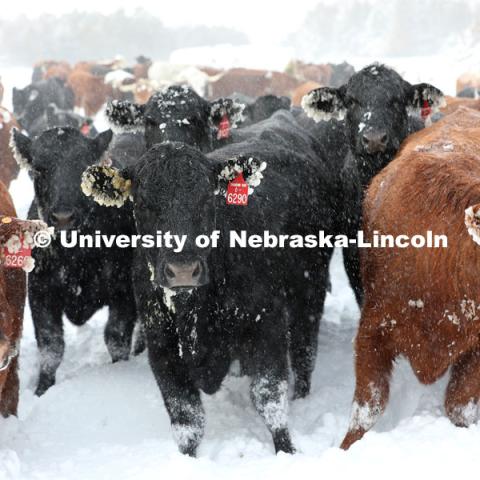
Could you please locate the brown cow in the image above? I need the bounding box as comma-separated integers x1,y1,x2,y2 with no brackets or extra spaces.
441,95,480,116
0,108,20,188
291,81,322,107
207,68,301,99
67,70,113,116
0,184,48,416
32,60,71,82
340,107,480,449
286,60,332,85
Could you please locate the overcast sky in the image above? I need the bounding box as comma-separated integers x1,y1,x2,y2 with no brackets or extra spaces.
2,0,324,44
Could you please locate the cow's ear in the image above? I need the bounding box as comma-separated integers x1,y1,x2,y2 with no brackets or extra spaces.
214,155,267,196
209,98,245,137
301,86,347,122
9,128,33,169
105,100,146,133
81,165,132,208
465,204,480,245
407,83,445,114
92,129,113,161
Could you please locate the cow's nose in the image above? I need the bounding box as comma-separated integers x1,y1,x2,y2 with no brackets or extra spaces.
362,131,388,153
51,211,75,228
164,260,204,288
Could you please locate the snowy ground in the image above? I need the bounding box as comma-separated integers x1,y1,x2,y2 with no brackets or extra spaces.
2,63,480,479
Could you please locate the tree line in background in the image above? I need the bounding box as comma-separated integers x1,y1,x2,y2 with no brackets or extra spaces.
288,0,479,59
0,9,247,65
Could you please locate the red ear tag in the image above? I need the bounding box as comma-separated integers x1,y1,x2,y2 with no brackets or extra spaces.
217,114,230,140
80,123,91,136
421,99,432,120
3,238,32,269
226,173,248,206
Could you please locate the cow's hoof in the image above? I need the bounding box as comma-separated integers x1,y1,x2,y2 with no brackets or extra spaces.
274,429,296,454
292,380,310,400
35,373,55,396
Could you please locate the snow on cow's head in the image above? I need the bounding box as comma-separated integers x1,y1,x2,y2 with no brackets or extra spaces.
11,127,113,229
105,85,245,150
302,64,445,161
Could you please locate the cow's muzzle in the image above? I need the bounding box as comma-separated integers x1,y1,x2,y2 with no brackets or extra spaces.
161,258,208,288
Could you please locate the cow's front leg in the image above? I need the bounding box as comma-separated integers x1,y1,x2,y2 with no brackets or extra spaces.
147,332,205,456
250,373,294,454
104,292,136,362
29,284,64,396
250,323,294,454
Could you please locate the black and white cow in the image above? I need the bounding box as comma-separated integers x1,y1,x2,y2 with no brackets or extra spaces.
302,63,444,305
81,110,340,455
106,85,245,151
12,78,75,135
10,127,137,396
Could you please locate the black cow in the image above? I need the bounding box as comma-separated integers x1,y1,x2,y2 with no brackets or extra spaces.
81,111,339,455
12,78,75,135
106,85,245,151
10,127,137,396
27,103,97,139
240,94,291,127
302,63,444,305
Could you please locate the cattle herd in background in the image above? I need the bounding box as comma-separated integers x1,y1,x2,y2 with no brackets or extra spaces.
1,55,480,456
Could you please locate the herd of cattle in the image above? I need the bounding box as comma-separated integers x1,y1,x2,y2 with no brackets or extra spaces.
1,56,480,456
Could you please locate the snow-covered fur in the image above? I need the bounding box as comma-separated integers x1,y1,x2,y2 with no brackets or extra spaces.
10,126,137,397
300,64,444,306
82,111,340,456
105,85,244,151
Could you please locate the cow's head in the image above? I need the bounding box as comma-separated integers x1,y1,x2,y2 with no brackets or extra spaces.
12,84,43,131
105,85,244,150
82,142,265,290
243,94,291,125
10,127,113,230
302,64,445,169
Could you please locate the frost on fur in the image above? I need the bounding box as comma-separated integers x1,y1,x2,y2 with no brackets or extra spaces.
465,204,480,245
407,84,446,118
81,166,131,208
210,98,245,130
301,87,346,122
105,100,146,133
9,128,32,170
216,155,267,196
250,377,289,431
348,383,383,432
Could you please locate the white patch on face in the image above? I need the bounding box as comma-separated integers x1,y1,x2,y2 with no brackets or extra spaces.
162,287,177,313
358,122,366,133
